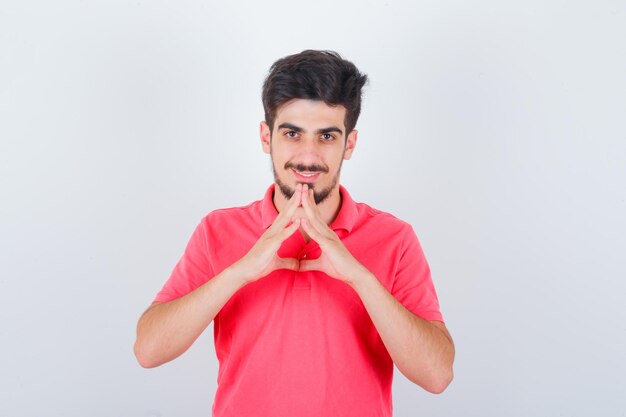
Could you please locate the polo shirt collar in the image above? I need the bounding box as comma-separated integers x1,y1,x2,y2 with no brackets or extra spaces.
261,185,278,230
261,183,358,233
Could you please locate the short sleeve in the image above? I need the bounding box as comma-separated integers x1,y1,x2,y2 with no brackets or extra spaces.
391,225,444,323
153,217,215,303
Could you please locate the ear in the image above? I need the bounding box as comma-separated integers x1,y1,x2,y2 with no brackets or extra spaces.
343,129,358,160
260,121,271,154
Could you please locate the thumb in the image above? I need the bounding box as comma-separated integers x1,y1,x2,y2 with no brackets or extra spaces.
298,258,323,273
276,257,300,272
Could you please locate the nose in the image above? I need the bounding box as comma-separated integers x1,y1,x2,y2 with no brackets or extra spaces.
295,138,322,162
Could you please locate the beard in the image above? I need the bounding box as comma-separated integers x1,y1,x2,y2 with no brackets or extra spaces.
271,157,343,205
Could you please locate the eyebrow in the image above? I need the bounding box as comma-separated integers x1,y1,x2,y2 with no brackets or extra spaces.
278,123,343,136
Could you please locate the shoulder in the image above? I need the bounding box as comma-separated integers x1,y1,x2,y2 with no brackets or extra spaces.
355,201,413,230
353,201,416,242
198,199,263,234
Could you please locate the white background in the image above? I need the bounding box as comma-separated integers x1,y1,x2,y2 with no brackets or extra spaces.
1,1,625,416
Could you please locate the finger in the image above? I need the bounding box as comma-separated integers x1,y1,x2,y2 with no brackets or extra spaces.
287,183,304,211
300,184,315,217
278,218,301,241
270,184,302,232
300,218,324,242
301,187,327,233
306,187,322,211
306,187,324,221
286,183,304,213
275,256,300,271
298,258,323,273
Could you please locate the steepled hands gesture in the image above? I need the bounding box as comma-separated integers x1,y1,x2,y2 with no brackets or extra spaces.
232,183,370,286
298,184,370,285
231,184,303,284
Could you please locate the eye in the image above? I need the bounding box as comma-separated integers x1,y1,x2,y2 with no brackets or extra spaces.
285,131,299,138
321,133,335,141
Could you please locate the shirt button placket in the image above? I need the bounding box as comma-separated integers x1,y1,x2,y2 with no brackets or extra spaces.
294,249,311,290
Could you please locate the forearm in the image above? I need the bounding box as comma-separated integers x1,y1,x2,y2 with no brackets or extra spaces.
349,271,455,394
134,189,305,369
134,265,247,368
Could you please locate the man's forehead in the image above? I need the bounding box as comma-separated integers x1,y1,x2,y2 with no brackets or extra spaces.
274,99,347,129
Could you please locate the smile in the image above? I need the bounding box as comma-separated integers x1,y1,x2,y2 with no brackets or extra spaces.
292,169,321,181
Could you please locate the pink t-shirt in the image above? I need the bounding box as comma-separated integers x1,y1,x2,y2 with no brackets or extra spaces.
154,184,443,417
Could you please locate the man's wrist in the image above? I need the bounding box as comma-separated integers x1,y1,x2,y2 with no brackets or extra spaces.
346,266,376,289
222,261,253,289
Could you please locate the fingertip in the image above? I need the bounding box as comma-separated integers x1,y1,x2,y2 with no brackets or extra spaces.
299,259,318,273
278,258,297,272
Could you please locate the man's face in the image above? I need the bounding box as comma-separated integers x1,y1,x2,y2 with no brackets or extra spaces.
260,99,357,205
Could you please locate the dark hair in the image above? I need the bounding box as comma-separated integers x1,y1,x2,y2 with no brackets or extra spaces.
262,50,368,135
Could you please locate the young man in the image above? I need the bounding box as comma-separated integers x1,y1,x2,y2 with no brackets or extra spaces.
134,50,454,416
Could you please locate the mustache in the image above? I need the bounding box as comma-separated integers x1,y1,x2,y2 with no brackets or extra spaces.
284,162,329,173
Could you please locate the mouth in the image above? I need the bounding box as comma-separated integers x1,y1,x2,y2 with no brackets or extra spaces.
291,168,321,182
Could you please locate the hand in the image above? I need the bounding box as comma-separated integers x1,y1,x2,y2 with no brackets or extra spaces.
298,184,370,285
232,184,303,284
